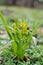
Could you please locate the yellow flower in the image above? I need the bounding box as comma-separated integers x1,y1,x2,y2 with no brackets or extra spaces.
19,22,26,28
22,27,29,35
24,29,29,35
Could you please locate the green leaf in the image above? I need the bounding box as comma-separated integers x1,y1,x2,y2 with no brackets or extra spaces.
23,31,34,53
12,41,17,54
0,13,17,54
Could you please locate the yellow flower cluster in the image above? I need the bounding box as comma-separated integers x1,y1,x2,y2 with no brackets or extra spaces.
19,22,29,35
24,29,29,35
22,27,29,35
19,22,26,28
12,22,29,35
